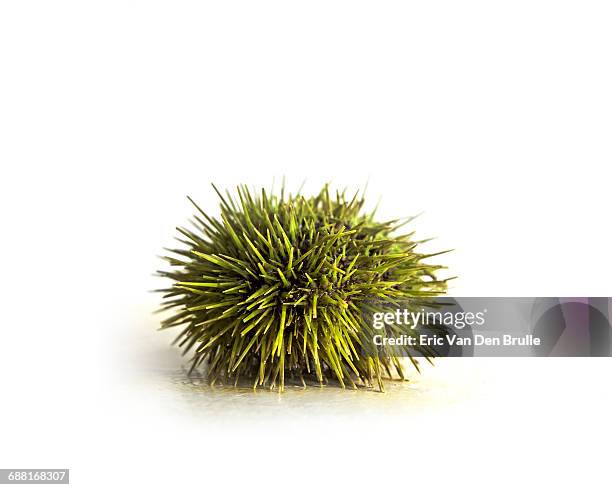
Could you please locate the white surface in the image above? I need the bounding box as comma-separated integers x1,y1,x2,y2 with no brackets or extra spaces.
1,1,611,488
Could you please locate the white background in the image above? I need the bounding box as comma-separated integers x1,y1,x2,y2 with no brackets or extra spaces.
1,1,611,488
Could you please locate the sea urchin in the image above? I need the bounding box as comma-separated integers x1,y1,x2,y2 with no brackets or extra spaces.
157,184,449,391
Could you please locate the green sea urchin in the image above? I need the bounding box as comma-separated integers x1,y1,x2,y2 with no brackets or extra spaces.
157,184,449,391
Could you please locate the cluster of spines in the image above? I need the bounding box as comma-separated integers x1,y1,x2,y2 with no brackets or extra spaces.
157,184,448,391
